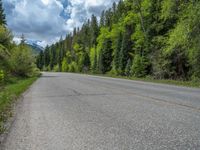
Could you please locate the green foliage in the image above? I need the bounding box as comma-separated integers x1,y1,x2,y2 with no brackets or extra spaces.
90,15,99,46
110,22,125,74
97,27,111,54
0,70,4,84
125,59,132,76
131,55,147,77
10,45,35,77
44,46,50,67
0,25,12,49
186,3,200,79
68,61,78,73
0,44,10,72
119,31,132,73
163,1,200,79
36,51,44,70
0,0,6,25
61,58,69,72
53,64,59,72
90,47,97,71
99,38,113,73
0,26,12,81
96,27,113,73
112,32,122,73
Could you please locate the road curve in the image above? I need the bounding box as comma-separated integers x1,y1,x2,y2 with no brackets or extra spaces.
2,72,200,150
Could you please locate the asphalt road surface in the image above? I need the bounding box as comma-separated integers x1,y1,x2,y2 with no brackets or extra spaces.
2,72,200,150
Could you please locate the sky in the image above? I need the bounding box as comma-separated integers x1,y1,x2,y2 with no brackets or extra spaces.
2,0,119,47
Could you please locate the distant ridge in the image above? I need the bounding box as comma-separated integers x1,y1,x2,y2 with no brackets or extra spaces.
25,40,44,55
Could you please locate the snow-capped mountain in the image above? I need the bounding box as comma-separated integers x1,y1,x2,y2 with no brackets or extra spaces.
25,40,44,54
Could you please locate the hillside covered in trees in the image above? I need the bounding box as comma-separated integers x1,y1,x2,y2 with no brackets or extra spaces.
37,0,200,81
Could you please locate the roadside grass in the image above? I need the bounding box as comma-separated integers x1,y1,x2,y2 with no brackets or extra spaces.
0,77,38,133
85,73,200,88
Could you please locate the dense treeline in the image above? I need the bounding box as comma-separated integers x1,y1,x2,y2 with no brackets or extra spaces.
37,0,200,81
0,0,38,84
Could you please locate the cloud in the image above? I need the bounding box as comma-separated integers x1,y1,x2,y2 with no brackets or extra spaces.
13,37,21,45
3,0,119,46
3,0,67,43
64,0,119,32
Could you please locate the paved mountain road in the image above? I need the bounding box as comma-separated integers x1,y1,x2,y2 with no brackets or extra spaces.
2,72,200,150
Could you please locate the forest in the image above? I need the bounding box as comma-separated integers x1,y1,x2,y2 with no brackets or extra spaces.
36,0,200,81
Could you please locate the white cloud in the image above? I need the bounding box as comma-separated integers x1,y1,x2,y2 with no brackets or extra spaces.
3,0,119,46
36,40,48,48
65,0,118,30
13,37,21,44
41,0,50,5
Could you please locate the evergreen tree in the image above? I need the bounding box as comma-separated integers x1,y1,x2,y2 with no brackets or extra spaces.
116,0,125,21
36,51,44,70
131,54,146,77
90,15,99,46
105,9,113,30
100,11,105,27
113,33,122,71
119,31,131,73
0,0,6,25
100,38,113,73
125,59,132,76
44,46,50,68
20,34,26,45
0,25,12,48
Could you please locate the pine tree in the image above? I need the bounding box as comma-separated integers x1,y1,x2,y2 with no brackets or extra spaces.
90,15,99,46
36,51,44,70
0,0,6,25
112,2,118,23
20,34,26,45
100,11,105,27
116,0,125,20
105,9,112,30
125,59,132,76
119,32,131,73
44,46,50,68
113,33,122,71
100,38,113,73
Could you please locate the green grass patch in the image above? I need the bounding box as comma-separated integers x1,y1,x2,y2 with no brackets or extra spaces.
0,77,38,133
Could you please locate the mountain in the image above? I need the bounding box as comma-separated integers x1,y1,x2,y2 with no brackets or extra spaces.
25,40,44,55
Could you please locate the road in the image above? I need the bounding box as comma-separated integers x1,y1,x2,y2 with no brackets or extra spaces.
2,72,200,150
